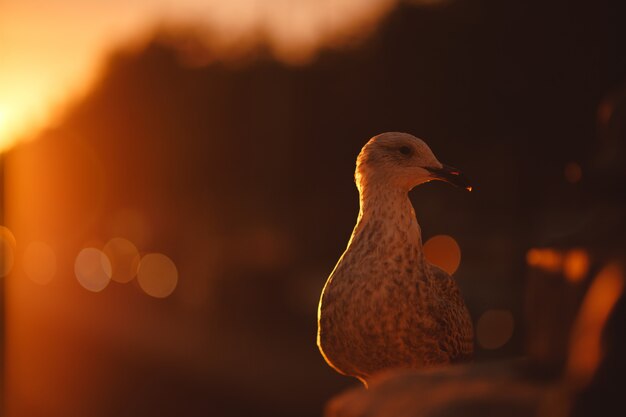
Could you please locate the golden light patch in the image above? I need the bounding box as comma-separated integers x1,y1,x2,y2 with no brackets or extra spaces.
137,253,178,298
75,247,112,292
103,237,140,284
423,234,461,275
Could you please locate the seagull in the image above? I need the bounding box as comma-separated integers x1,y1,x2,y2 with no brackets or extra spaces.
317,132,474,385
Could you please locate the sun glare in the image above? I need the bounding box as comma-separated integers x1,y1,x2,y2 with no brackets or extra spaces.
0,0,448,152
0,113,7,145
0,105,19,152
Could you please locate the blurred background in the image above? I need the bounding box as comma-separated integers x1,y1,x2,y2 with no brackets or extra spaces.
1,0,625,416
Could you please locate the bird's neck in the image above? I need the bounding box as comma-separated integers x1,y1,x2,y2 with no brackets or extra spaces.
351,183,424,260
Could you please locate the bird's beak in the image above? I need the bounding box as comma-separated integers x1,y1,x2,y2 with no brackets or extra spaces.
425,164,472,191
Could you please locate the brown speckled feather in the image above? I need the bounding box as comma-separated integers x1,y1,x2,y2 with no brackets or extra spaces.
317,133,474,384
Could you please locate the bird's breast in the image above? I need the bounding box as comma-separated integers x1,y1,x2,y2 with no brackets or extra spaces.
318,234,430,377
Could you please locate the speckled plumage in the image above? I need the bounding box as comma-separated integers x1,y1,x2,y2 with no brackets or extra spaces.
317,132,473,385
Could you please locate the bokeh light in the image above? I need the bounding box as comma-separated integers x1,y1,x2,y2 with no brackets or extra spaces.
0,226,17,277
476,309,515,350
563,249,590,283
527,247,591,283
567,263,624,388
23,241,56,285
423,234,461,275
564,162,582,184
526,248,563,274
137,253,178,298
74,247,112,292
103,237,140,283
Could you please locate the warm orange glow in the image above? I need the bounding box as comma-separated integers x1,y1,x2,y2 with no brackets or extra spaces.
0,226,17,277
526,248,563,274
423,234,461,275
102,237,140,283
525,248,541,265
0,1,450,152
0,1,152,152
527,247,590,283
22,241,57,285
0,101,34,152
563,249,590,283
567,262,624,389
564,162,582,184
137,253,178,298
476,309,515,349
0,107,7,140
74,247,112,292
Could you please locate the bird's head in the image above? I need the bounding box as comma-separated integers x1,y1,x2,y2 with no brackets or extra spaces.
355,132,472,192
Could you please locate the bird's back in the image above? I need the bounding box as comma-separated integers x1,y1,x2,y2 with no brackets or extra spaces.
422,263,474,362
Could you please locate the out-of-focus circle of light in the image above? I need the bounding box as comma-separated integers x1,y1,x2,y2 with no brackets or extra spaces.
137,253,178,298
23,241,56,284
564,249,590,283
526,248,540,266
0,226,17,277
423,234,461,275
526,248,563,273
564,162,582,184
476,309,515,350
103,237,140,283
75,247,112,292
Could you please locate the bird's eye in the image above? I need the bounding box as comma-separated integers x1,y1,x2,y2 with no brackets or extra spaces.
399,146,412,155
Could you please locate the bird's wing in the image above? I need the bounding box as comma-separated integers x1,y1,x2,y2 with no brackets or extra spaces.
427,264,475,360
